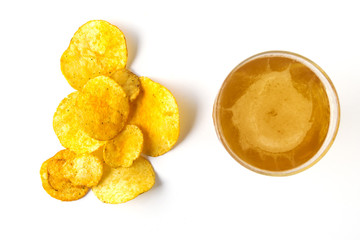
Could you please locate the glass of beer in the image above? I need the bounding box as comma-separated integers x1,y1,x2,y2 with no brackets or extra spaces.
213,51,340,176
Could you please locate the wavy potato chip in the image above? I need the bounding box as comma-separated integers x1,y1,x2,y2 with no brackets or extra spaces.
129,77,180,156
104,125,143,168
53,92,104,154
40,150,89,201
92,156,155,204
61,20,128,90
76,76,130,141
110,68,140,102
62,153,103,187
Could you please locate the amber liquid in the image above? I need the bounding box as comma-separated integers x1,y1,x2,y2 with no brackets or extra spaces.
216,56,330,172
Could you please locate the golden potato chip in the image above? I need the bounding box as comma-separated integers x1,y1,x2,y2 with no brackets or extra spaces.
110,68,140,102
92,146,105,162
104,125,143,168
76,76,130,141
92,156,155,204
40,150,89,201
62,153,103,187
53,92,105,154
47,159,77,193
129,77,180,156
47,149,76,178
61,20,128,90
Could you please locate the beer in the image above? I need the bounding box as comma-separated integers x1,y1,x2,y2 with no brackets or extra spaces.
213,52,340,175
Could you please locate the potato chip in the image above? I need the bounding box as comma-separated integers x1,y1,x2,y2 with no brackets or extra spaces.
92,156,155,204
110,68,140,102
47,149,76,178
76,76,130,140
104,125,143,168
53,92,105,154
129,77,180,156
92,146,105,162
43,20,183,204
40,150,89,201
62,153,103,187
47,160,77,193
61,20,128,90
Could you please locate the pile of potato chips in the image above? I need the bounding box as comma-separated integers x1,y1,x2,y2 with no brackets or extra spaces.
40,20,180,204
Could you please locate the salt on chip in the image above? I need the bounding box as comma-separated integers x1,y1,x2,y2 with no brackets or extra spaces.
53,92,104,154
61,20,128,90
92,156,155,204
110,68,140,102
62,153,103,187
76,76,130,141
129,77,180,156
40,150,89,201
104,125,143,168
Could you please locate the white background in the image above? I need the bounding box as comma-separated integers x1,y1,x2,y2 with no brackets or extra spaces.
1,0,359,239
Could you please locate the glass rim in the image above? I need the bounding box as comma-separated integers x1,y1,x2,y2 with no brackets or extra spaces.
213,50,341,176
